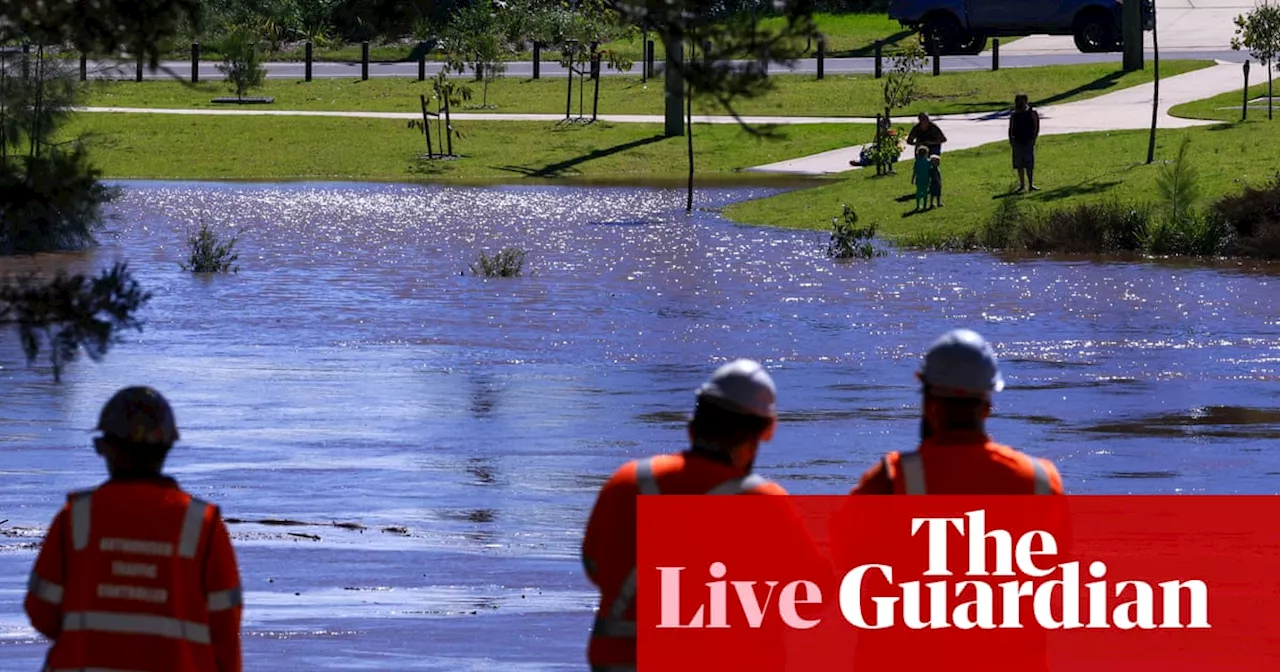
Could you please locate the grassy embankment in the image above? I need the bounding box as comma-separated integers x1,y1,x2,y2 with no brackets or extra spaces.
723,118,1280,243
67,61,1212,183
84,61,1210,118
134,12,978,63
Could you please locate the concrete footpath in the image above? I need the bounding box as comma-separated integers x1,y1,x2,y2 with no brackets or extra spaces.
747,60,1246,174
76,60,1247,176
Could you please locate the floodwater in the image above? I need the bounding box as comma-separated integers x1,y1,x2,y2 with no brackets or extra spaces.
1,181,1278,669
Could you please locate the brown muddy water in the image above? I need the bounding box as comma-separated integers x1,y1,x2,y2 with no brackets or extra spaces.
1,180,1278,669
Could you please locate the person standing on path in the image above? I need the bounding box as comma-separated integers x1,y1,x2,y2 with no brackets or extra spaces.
25,386,243,672
1009,93,1041,192
580,359,831,672
906,112,947,156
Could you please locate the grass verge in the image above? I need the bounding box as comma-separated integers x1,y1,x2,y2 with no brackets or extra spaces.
84,61,1211,119
126,13,980,63
63,114,869,182
1168,80,1280,123
723,120,1279,243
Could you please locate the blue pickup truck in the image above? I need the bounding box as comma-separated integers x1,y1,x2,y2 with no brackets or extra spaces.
888,0,1154,55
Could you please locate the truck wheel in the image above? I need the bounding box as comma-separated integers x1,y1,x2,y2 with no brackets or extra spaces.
1073,12,1116,53
921,13,964,55
959,33,987,55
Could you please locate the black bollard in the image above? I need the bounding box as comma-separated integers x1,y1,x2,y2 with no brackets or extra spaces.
1243,60,1251,121
361,41,369,81
21,43,29,80
306,41,313,82
192,42,200,82
817,36,825,80
932,50,940,76
533,42,541,80
136,53,143,82
992,38,999,72
874,41,882,79
79,52,87,81
419,42,427,81
646,40,655,79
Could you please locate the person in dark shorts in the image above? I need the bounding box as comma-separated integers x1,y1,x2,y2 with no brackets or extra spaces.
1008,93,1040,192
928,154,943,208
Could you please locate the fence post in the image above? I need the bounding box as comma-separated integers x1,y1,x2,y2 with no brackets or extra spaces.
932,48,940,77
361,41,369,81
992,38,999,71
646,40,655,79
22,43,29,80
419,42,427,81
874,41,882,79
136,53,143,82
1243,60,1251,121
191,42,199,82
533,41,541,80
816,35,825,80
305,41,313,81
79,52,87,81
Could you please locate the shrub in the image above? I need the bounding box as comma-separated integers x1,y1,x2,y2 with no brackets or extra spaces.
217,27,267,101
1156,135,1201,223
1212,172,1280,239
470,247,526,277
0,146,119,255
180,220,240,273
827,204,885,259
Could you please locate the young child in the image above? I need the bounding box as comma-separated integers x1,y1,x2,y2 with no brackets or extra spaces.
911,145,931,211
928,154,943,208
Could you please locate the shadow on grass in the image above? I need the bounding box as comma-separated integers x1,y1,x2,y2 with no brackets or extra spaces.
493,134,667,178
827,31,917,58
959,71,1130,121
1036,179,1122,201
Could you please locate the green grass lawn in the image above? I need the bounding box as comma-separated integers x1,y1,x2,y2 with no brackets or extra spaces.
64,114,869,182
723,119,1276,241
85,60,1210,119
1169,80,1280,123
80,13,1009,64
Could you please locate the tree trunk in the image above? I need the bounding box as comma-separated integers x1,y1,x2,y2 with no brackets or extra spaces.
686,43,695,212
1146,6,1159,165
664,37,684,137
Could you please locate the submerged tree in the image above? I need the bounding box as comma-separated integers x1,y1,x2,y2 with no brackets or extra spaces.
614,0,818,211
0,263,152,382
0,0,198,379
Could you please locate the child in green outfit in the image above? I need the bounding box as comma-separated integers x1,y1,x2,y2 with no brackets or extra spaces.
911,145,931,211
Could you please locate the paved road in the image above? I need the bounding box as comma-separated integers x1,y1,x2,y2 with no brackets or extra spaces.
83,48,1244,82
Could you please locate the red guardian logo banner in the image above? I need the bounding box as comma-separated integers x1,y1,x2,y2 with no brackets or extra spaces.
635,496,1280,671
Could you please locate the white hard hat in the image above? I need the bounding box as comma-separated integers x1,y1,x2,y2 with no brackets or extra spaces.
696,359,777,419
917,329,1004,399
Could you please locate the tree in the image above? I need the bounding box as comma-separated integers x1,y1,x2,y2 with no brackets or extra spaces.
0,263,152,382
615,0,817,211
0,0,196,379
1232,1,1280,120
1146,0,1159,164
443,0,509,108
218,27,268,101
882,36,928,128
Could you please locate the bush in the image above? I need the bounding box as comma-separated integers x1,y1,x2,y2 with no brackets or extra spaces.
180,220,240,273
0,146,119,255
827,204,885,259
217,27,267,101
1212,173,1280,240
470,247,526,277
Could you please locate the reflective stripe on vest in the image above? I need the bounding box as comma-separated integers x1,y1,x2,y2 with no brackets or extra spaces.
591,666,638,672
29,572,65,605
61,611,211,645
47,667,151,672
70,492,93,551
206,586,243,612
897,451,1052,494
71,492,211,558
593,456,771,642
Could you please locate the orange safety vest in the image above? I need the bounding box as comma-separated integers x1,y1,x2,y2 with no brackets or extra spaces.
582,452,785,672
25,478,243,672
876,438,1062,495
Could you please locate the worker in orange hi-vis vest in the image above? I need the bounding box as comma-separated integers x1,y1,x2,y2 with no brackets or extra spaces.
24,386,243,672
581,359,833,672
829,329,1068,672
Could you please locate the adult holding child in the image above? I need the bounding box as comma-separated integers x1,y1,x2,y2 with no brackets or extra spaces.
1009,93,1041,192
906,112,947,156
